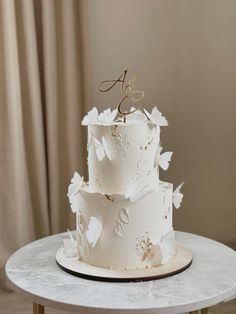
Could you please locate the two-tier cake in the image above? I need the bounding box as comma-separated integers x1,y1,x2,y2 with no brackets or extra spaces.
66,106,183,270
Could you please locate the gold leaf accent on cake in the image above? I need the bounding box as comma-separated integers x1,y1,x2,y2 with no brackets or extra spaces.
111,125,130,156
136,232,163,265
136,232,153,261
105,194,115,202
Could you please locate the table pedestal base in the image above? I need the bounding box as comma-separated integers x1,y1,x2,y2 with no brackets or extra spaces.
33,303,44,314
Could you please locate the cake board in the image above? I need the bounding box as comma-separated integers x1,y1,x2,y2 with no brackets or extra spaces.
56,243,193,282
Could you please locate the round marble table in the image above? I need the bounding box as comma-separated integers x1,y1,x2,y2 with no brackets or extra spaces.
5,232,236,314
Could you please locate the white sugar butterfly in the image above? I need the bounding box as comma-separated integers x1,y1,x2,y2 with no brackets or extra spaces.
158,151,173,170
93,136,112,161
82,107,98,125
154,147,173,170
67,172,84,213
172,182,184,209
86,216,102,247
98,108,118,124
144,106,168,127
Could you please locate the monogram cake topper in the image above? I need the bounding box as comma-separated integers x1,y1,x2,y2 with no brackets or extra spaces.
97,68,144,122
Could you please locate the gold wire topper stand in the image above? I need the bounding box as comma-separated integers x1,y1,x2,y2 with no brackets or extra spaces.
97,68,144,122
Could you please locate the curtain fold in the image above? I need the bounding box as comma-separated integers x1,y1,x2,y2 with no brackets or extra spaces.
0,0,87,270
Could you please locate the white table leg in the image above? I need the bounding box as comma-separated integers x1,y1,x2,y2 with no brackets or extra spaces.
33,303,45,314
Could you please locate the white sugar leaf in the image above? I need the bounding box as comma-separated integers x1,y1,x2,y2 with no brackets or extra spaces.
102,136,112,160
161,230,176,256
115,220,125,237
93,137,105,161
119,208,130,224
159,151,173,170
173,182,184,209
86,216,102,247
82,107,98,125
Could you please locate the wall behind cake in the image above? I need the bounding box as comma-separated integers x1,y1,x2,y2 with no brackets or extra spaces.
84,0,236,245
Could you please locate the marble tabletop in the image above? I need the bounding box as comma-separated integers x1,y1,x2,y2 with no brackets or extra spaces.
5,231,236,314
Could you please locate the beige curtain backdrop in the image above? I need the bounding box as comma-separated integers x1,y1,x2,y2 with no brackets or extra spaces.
0,0,88,272
1,0,236,282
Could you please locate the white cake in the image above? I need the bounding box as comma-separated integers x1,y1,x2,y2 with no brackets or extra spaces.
67,106,184,270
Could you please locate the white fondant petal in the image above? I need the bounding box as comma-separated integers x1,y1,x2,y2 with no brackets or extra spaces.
86,216,102,247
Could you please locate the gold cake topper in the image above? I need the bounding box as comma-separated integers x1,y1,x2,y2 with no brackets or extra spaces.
97,68,144,122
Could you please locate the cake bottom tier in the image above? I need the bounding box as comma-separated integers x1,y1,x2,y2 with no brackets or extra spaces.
76,181,176,270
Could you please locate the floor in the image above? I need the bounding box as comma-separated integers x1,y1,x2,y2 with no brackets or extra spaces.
0,287,235,314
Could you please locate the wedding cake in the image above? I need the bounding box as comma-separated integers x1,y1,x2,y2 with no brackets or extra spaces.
66,70,184,270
